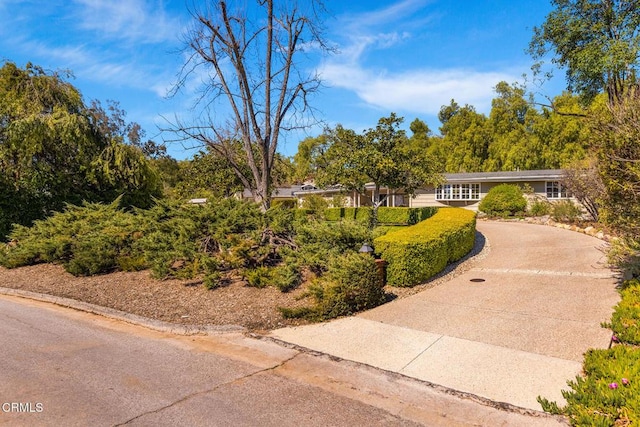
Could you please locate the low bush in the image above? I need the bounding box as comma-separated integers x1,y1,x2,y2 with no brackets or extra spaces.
0,199,143,276
608,238,640,279
551,200,582,222
271,199,297,209
528,199,551,217
376,207,438,225
323,207,372,224
479,184,527,217
281,252,385,320
605,279,640,345
374,208,476,287
301,194,328,214
538,346,640,425
325,207,437,225
293,219,372,273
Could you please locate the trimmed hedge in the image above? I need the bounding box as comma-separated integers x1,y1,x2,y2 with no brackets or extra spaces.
325,207,437,225
374,208,476,287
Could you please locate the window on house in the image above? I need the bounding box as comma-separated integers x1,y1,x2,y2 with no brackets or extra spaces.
436,183,480,201
546,181,570,199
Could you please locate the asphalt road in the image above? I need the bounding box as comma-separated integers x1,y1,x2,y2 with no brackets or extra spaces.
0,295,419,427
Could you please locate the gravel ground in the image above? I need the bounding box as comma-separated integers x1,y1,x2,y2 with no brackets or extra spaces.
0,231,489,331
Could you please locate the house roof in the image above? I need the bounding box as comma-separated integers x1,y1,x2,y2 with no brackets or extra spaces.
240,185,306,199
443,169,566,183
237,169,568,199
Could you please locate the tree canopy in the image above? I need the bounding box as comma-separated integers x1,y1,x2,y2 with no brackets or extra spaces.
315,113,441,224
0,61,161,239
529,0,640,105
410,83,589,174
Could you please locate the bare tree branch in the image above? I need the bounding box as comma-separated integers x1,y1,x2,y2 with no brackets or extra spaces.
166,0,329,210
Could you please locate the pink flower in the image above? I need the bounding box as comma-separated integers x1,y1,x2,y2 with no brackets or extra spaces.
612,335,619,342
609,382,619,389
622,378,630,386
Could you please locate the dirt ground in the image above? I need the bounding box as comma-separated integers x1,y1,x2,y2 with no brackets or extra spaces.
0,231,488,332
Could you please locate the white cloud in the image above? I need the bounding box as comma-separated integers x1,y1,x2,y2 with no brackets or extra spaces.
73,0,182,44
321,0,522,116
321,62,518,115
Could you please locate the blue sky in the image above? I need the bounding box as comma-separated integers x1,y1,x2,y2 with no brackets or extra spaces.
0,0,564,159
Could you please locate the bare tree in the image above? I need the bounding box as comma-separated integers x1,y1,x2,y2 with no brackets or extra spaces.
169,0,329,211
562,157,606,221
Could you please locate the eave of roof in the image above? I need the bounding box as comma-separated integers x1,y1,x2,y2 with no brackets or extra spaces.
443,169,566,183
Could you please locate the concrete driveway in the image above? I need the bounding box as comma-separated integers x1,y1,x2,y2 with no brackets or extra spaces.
270,221,621,411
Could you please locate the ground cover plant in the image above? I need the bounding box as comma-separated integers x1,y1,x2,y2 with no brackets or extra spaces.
538,279,640,425
0,198,395,320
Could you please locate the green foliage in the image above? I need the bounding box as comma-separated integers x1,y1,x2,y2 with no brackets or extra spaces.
478,184,527,217
138,198,265,279
538,346,640,426
607,238,640,279
300,194,328,214
605,279,640,345
0,61,162,239
551,200,582,222
423,90,588,174
325,207,436,225
281,252,385,320
0,199,143,276
590,95,640,237
377,207,438,225
315,114,441,224
529,0,640,104
271,199,297,209
170,150,245,200
528,199,551,217
324,207,373,225
374,208,476,287
293,219,372,273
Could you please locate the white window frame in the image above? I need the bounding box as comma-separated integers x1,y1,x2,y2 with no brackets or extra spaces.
436,183,480,201
545,181,570,199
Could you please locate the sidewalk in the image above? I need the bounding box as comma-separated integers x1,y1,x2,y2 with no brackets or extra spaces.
270,221,620,412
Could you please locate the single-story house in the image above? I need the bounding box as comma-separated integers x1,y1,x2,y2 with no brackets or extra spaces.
289,169,575,211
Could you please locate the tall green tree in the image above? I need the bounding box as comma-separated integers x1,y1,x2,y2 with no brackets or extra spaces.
437,101,491,172
529,0,640,105
316,114,441,225
0,61,161,238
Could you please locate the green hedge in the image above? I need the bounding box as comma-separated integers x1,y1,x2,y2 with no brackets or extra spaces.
374,208,476,287
325,207,437,225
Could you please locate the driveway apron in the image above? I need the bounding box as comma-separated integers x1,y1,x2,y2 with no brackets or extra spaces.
270,221,621,411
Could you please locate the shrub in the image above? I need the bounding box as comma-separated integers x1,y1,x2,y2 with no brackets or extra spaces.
528,199,551,217
605,279,640,345
374,208,476,287
0,199,144,276
376,207,438,225
294,219,372,272
538,346,640,425
479,184,527,217
281,252,385,320
324,207,373,225
301,194,328,213
325,207,437,225
551,200,582,222
271,199,297,209
608,238,640,279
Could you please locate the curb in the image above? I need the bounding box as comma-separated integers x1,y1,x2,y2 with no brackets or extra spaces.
0,286,246,335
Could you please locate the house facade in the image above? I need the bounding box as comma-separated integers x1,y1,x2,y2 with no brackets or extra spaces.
291,169,575,211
